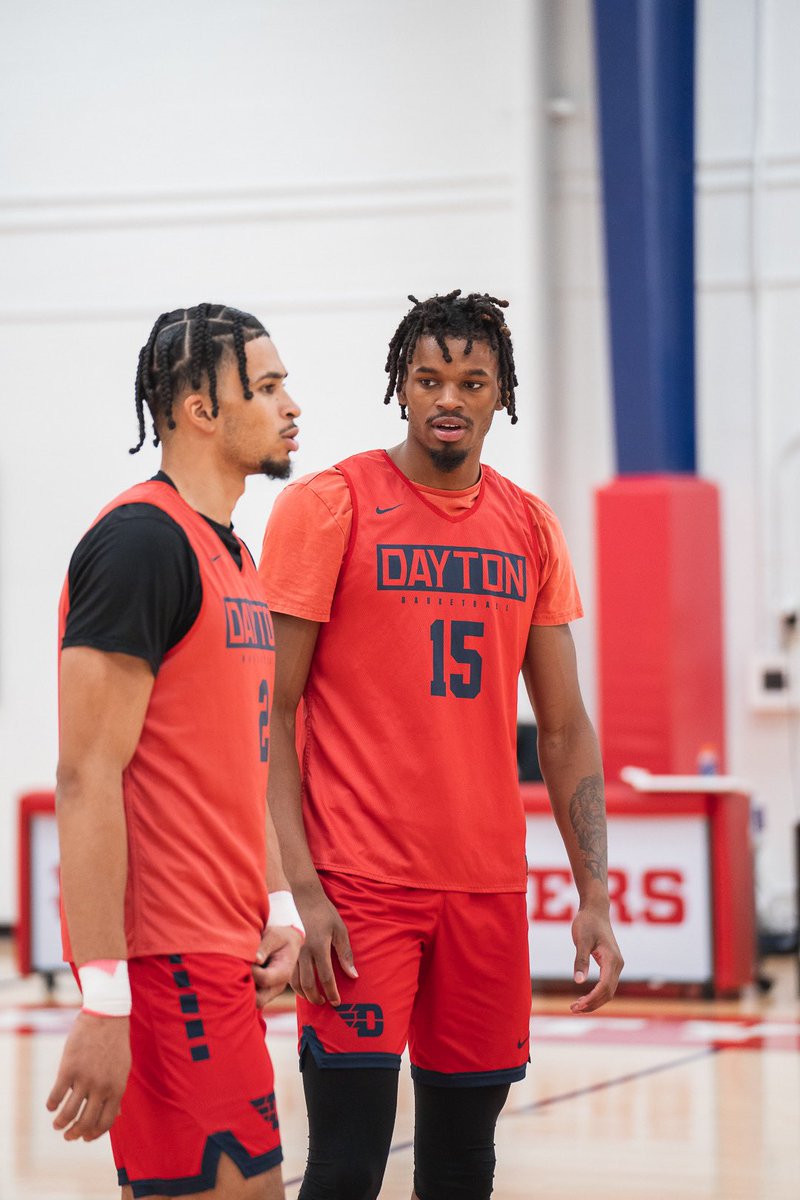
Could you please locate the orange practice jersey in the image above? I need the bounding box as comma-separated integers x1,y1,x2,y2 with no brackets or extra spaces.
261,450,582,892
59,481,273,960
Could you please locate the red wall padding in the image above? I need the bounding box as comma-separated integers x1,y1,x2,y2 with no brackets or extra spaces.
596,476,726,782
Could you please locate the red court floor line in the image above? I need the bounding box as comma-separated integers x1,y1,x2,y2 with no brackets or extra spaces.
5,995,797,1027
281,1047,722,1191
2,1006,799,1050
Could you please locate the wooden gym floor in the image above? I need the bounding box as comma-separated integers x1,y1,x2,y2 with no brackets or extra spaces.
2,940,798,1200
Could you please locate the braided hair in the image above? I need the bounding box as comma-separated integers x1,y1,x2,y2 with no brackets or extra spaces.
131,303,267,453
383,290,518,424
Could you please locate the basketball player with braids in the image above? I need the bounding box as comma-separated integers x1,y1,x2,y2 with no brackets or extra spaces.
260,291,624,1200
47,304,303,1199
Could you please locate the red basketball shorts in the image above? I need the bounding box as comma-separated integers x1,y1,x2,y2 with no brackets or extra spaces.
298,872,532,1085
109,954,282,1197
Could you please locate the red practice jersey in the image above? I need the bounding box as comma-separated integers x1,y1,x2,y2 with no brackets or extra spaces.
59,481,273,960
262,450,582,892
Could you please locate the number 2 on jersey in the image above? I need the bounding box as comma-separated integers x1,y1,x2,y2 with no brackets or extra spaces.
429,619,484,699
258,679,270,762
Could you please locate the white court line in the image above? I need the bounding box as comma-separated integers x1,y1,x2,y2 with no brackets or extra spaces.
680,1020,761,1042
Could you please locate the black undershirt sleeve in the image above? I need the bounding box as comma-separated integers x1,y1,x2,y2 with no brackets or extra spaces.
62,504,202,675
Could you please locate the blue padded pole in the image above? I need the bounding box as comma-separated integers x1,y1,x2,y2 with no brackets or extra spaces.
592,0,696,474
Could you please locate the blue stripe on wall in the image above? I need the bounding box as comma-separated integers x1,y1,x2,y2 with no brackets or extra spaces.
593,0,696,474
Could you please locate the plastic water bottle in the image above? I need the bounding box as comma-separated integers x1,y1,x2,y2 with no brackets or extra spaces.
697,744,719,775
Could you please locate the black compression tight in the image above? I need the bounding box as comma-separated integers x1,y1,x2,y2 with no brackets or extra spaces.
413,1078,510,1200
297,1055,509,1200
298,1058,398,1200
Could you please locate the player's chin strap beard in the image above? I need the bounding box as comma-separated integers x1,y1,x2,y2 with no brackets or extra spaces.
260,457,293,481
428,445,470,473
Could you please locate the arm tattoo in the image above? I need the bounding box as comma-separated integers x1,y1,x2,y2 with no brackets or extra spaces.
568,773,607,883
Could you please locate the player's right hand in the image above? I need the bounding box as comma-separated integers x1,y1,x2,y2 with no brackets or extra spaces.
46,1011,131,1142
292,888,357,1006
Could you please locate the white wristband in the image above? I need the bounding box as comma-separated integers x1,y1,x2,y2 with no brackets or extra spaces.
77,959,132,1018
267,890,305,936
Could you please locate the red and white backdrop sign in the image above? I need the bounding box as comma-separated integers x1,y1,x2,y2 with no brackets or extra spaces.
20,797,715,987
526,814,713,983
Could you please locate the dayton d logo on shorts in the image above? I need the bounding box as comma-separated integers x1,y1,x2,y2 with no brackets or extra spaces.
334,1003,384,1038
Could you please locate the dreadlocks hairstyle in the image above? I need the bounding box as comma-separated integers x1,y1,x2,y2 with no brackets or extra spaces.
130,303,268,453
383,290,519,424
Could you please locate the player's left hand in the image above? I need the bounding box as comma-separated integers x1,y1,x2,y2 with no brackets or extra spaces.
252,925,304,1008
569,902,624,1014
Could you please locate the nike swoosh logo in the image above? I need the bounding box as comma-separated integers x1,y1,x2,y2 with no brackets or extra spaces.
210,554,222,562
376,504,402,515
517,1036,529,1049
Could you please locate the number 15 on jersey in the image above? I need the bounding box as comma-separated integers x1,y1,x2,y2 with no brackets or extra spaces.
429,619,484,699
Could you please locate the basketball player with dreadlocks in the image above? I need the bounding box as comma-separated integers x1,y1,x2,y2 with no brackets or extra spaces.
260,291,624,1200
47,304,303,1199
